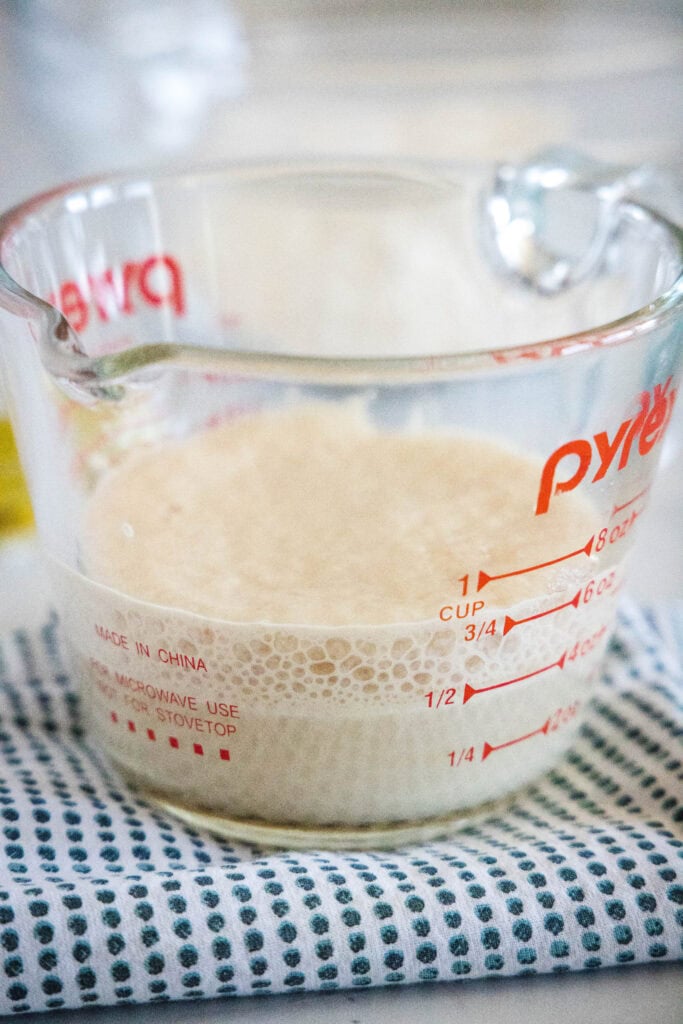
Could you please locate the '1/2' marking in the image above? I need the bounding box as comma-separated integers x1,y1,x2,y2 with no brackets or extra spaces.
463,651,566,704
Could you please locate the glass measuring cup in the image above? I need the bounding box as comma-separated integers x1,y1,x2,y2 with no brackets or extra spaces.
0,157,681,849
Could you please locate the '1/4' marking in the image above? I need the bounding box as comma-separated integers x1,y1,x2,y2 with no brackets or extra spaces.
448,704,579,765
482,719,550,760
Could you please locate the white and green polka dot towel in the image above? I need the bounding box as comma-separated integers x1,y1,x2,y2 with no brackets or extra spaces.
0,601,680,1015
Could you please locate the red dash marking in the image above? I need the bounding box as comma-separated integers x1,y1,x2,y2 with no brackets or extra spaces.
219,748,231,761
193,743,204,756
612,486,650,517
481,718,551,760
110,711,118,724
169,736,179,749
503,591,581,634
127,720,136,732
477,536,594,591
463,653,566,703
147,728,156,741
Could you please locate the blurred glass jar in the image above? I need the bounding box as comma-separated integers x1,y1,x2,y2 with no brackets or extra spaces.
2,0,247,176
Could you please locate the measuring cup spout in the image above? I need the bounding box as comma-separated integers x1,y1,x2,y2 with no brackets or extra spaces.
0,258,182,402
481,147,661,296
0,253,107,396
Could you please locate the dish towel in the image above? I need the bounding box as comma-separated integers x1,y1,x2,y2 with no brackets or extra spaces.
0,600,680,1016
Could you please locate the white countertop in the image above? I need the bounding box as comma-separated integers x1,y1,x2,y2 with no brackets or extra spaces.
5,962,683,1024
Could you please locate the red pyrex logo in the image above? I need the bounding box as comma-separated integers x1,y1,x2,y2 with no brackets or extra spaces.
536,377,677,515
49,253,185,333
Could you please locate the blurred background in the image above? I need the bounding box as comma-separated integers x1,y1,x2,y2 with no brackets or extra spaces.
0,0,682,594
0,0,682,206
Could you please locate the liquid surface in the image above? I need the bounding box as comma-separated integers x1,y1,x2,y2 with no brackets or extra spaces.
83,403,593,625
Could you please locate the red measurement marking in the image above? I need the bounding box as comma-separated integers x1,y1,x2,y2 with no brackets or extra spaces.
503,591,581,635
477,536,594,591
425,688,458,709
463,651,566,704
611,486,650,517
482,717,551,760
470,620,497,641
109,712,232,761
449,746,476,767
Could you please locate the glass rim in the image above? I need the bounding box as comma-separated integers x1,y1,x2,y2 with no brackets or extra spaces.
1,159,682,388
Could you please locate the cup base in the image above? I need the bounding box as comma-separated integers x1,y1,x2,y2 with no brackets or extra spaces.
129,785,517,851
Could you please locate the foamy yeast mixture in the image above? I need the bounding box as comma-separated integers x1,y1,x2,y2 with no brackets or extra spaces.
83,403,593,623
60,402,615,831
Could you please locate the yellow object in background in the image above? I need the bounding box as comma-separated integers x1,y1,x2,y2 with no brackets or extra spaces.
0,418,33,536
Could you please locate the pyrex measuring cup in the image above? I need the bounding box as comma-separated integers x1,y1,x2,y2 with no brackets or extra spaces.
0,156,681,849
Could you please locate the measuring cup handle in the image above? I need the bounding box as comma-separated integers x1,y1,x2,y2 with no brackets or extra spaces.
481,146,680,296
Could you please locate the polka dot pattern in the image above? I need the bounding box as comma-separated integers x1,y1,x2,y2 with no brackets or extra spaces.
0,601,680,1013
